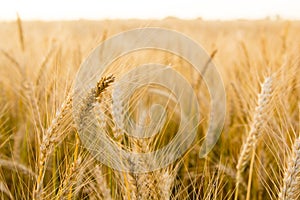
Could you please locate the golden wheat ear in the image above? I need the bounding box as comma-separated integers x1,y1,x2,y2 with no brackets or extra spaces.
33,75,114,200
16,13,25,52
278,136,300,200
33,94,73,200
235,76,273,200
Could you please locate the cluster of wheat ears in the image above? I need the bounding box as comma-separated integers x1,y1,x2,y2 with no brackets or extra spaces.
0,17,299,200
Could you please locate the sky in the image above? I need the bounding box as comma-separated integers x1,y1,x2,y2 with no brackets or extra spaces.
0,0,300,21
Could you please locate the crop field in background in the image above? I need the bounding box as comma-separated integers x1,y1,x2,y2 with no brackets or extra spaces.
0,18,299,199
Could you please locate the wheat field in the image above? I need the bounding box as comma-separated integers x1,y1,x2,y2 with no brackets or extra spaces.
0,18,299,199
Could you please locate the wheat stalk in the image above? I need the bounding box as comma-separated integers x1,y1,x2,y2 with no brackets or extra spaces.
114,169,137,200
16,13,25,52
57,156,82,200
0,49,22,74
235,76,273,200
33,94,72,199
34,75,114,199
0,181,13,200
111,84,125,139
130,142,161,200
0,159,36,179
93,164,112,200
278,136,300,200
22,81,44,140
158,169,176,200
77,75,114,133
66,132,81,200
127,108,163,200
